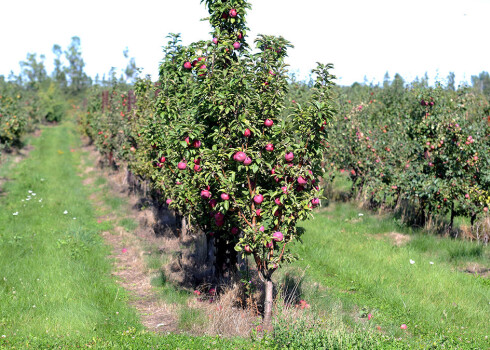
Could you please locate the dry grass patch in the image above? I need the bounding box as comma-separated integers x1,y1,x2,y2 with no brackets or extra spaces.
372,232,411,246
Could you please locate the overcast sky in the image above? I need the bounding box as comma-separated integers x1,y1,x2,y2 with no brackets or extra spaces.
0,0,488,86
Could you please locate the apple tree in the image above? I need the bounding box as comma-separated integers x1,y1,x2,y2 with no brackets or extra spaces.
129,0,336,325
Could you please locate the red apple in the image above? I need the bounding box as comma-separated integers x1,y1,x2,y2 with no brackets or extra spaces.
209,199,217,208
297,176,307,185
201,189,212,199
237,32,243,40
254,194,264,204
244,245,252,253
311,198,320,207
264,119,273,127
243,157,252,166
193,140,201,148
221,193,230,201
272,231,284,242
234,151,246,162
256,209,261,216
229,8,237,17
244,128,251,137
194,164,202,172
231,227,239,235
166,199,173,205
285,152,294,162
160,156,166,163
265,143,274,152
233,42,241,50
177,161,187,170
274,198,282,206
212,37,218,44
184,61,192,69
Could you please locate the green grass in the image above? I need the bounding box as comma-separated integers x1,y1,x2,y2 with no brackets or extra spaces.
0,121,256,349
283,202,489,348
3,119,488,349
120,217,138,232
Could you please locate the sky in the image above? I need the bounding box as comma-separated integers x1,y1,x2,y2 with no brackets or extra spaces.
0,0,489,86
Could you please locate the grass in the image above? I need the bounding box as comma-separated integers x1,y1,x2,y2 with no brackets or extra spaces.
3,118,487,349
0,121,257,349
282,202,489,348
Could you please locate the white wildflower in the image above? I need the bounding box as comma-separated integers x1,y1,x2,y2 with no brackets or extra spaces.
13,212,19,216
410,259,415,265
63,210,68,214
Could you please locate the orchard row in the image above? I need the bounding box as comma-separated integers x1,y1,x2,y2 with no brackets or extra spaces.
0,80,66,152
328,81,489,231
80,74,489,238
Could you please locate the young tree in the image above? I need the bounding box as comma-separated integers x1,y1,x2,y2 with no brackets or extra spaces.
146,0,336,326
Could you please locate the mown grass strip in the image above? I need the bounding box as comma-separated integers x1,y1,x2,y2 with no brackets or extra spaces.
288,203,489,347
0,121,256,349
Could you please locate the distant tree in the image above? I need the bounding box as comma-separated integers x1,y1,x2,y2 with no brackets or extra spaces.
392,73,405,91
123,47,138,84
64,36,91,95
20,53,48,89
471,71,490,95
52,44,67,90
420,72,429,88
447,72,456,91
383,72,390,88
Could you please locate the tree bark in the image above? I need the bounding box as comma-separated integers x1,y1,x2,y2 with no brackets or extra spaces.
207,235,215,278
180,216,187,238
450,202,455,232
262,276,274,329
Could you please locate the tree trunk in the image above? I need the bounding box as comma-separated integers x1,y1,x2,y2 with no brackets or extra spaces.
207,235,215,277
180,216,187,238
449,202,455,232
262,277,274,329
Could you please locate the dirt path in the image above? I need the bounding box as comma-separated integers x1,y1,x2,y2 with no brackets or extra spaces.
77,142,179,333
